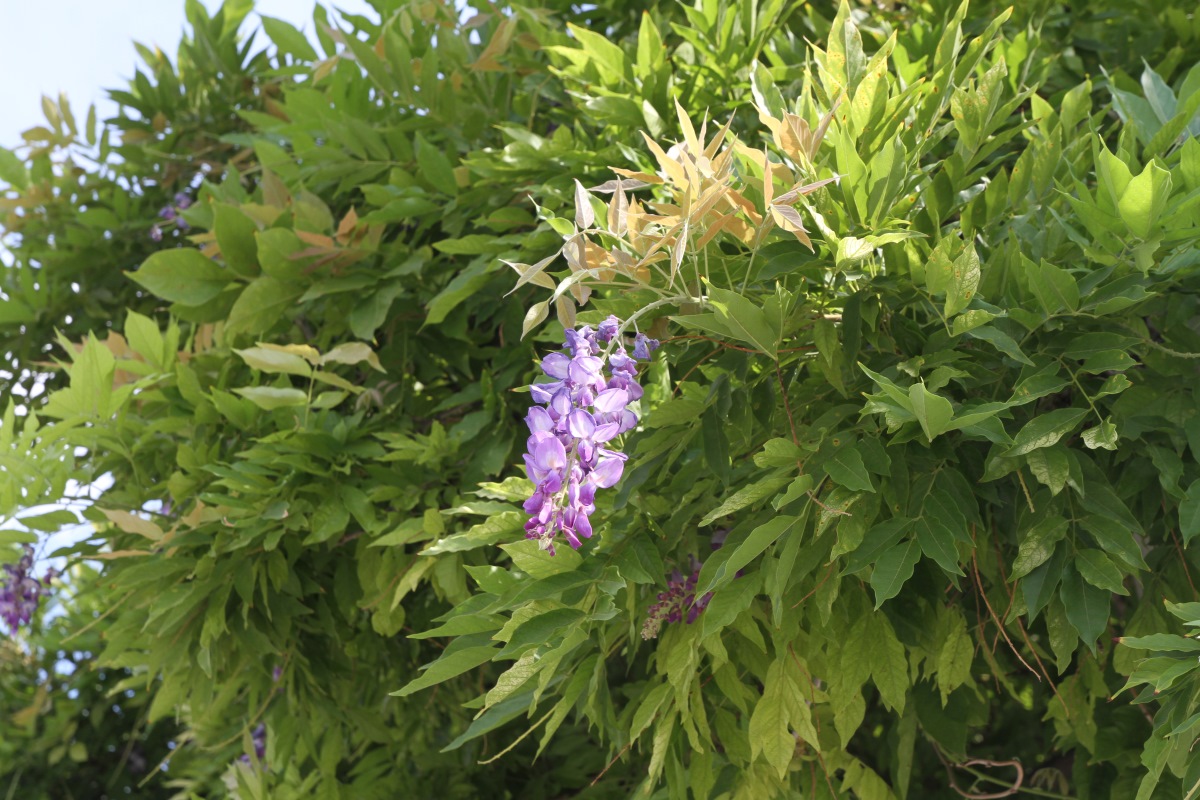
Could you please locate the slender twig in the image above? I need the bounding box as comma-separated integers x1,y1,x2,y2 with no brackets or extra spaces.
970,551,1039,682
775,361,799,446
590,741,632,786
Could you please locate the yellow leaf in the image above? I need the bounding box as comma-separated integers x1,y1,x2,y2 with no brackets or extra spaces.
99,509,164,541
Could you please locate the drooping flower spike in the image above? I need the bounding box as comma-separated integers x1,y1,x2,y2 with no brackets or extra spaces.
522,315,654,555
0,546,51,633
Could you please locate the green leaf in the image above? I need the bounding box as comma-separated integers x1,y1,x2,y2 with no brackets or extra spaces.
320,342,384,372
1120,634,1200,652
0,147,29,189
1082,515,1148,572
1076,548,1129,595
1026,257,1079,315
235,346,313,376
966,326,1034,365
908,382,954,441
843,517,910,574
944,246,980,317
1081,417,1119,451
698,473,790,526
498,608,585,658
392,645,499,696
630,682,673,742
415,133,458,195
213,204,260,278
702,405,731,482
935,612,974,705
870,538,921,607
1117,161,1172,239
704,284,780,359
499,540,582,578
233,386,308,410
697,514,801,595
425,262,490,326
1025,447,1069,495
127,249,231,305
950,309,996,336
0,530,39,545
701,573,761,639
914,490,967,577
1010,516,1067,580
1179,480,1200,545
823,445,874,492
1061,566,1110,654
17,509,78,532
748,660,800,779
261,15,319,60
226,276,302,337
1003,408,1088,457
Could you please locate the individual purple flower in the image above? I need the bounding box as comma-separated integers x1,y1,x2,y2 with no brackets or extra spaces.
641,556,713,639
597,315,620,343
0,546,48,633
632,333,660,361
521,319,654,555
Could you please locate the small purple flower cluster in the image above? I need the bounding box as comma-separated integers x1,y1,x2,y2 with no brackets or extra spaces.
641,555,713,640
150,192,193,242
522,316,658,555
239,723,267,766
0,546,52,633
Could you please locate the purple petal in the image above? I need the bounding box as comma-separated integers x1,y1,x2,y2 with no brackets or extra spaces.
530,382,559,404
526,406,554,434
592,388,629,414
542,353,570,379
590,456,624,488
550,388,573,418
593,421,621,443
597,315,620,343
568,355,604,384
568,409,597,439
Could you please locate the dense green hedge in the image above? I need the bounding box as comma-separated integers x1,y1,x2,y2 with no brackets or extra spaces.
3,1,1200,798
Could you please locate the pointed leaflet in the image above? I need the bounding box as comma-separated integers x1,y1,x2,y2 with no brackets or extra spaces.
127,249,231,306
704,283,779,358
696,514,801,595
908,382,954,440
1178,480,1200,545
392,645,500,696
1076,549,1129,595
1003,408,1088,457
944,246,980,317
1061,566,1110,654
573,179,595,229
871,538,921,607
824,445,874,492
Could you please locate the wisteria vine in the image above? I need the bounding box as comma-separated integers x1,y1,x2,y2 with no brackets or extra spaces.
522,316,657,555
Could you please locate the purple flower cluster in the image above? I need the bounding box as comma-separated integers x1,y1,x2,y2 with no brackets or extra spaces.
522,316,658,555
0,546,52,632
239,723,267,766
641,555,713,639
150,192,193,242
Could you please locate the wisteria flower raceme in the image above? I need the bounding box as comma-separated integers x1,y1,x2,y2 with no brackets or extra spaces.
151,192,194,241
238,723,267,768
641,555,713,640
0,546,50,633
522,316,654,555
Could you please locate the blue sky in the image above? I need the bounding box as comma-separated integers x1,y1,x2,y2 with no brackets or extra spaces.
0,0,376,149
